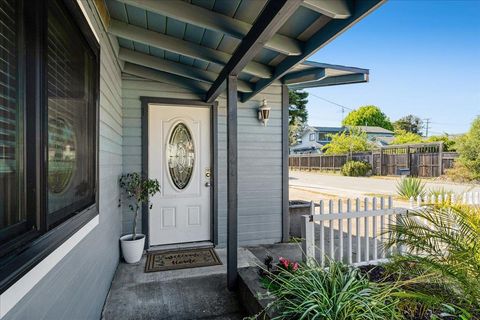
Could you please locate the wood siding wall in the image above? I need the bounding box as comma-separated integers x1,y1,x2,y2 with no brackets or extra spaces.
122,79,283,246
3,3,123,320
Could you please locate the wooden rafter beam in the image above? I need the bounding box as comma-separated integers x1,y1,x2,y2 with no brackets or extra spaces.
108,19,272,79
205,0,303,103
93,0,111,29
242,0,386,102
302,0,351,19
123,62,209,94
115,0,303,56
118,48,253,93
283,68,327,84
287,73,368,90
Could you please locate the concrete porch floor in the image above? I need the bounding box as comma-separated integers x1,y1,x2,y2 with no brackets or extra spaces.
102,248,261,320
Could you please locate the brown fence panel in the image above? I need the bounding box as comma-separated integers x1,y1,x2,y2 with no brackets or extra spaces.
289,143,459,177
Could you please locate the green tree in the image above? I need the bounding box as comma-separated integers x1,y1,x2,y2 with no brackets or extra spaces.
288,90,308,145
342,105,394,131
394,114,423,134
322,129,370,155
391,129,423,145
427,134,457,152
288,117,302,145
455,116,480,179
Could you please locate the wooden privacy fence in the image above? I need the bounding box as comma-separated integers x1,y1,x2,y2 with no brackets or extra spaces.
289,142,458,177
301,196,406,267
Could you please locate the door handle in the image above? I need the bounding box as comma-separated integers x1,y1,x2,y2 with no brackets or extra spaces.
205,182,211,187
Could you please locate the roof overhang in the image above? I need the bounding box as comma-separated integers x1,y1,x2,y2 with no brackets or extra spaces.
284,61,369,90
99,0,386,102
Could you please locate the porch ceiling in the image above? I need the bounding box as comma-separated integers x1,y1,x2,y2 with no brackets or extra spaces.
100,0,385,101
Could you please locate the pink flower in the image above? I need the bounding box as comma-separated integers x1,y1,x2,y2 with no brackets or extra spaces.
279,257,290,269
292,262,299,271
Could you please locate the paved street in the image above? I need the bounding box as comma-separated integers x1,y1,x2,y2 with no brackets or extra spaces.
289,170,480,204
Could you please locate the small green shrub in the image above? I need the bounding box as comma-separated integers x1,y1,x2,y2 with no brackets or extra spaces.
446,162,478,183
262,260,402,320
341,160,372,177
396,177,426,199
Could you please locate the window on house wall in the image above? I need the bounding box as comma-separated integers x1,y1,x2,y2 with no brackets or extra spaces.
309,133,315,141
0,0,99,292
0,0,26,244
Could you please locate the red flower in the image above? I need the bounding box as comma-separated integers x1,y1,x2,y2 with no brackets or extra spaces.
292,262,299,271
279,257,290,269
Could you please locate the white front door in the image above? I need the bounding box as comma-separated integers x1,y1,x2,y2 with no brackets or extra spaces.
148,104,211,246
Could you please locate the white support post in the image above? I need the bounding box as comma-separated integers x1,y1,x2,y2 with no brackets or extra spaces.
372,197,378,262
364,197,369,263
301,202,315,264
409,196,414,209
380,197,386,259
319,200,325,267
346,199,352,265
329,200,334,260
338,200,343,263
355,198,361,264
416,195,422,208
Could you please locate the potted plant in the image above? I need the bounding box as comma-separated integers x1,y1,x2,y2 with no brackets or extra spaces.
119,172,160,263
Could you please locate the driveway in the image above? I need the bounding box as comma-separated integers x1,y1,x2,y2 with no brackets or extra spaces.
289,170,479,203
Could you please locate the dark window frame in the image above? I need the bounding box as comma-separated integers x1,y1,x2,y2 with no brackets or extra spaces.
0,0,100,294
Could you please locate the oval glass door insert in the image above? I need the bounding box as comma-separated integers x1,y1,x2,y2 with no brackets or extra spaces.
167,123,195,190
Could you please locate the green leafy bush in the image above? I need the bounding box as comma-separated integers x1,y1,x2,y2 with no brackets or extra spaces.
262,260,402,320
384,204,480,314
426,134,457,152
396,177,426,199
322,129,370,155
341,160,372,177
453,116,480,181
391,129,423,145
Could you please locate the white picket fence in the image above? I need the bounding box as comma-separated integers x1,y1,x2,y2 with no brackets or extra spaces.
301,196,406,267
409,191,480,209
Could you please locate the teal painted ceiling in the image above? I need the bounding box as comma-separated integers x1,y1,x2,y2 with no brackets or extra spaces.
103,0,382,99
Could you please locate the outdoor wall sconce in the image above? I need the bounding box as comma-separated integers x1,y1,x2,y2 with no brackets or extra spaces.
258,99,271,126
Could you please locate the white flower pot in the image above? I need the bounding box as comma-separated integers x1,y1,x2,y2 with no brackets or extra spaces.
120,234,145,264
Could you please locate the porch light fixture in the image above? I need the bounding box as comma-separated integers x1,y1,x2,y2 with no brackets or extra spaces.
258,99,271,126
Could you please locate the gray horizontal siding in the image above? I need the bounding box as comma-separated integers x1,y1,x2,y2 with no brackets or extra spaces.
121,79,283,247
3,3,123,320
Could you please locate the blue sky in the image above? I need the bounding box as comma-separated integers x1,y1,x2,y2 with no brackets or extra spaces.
306,0,480,135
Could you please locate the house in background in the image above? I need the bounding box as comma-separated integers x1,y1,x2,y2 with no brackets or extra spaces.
0,0,385,319
291,125,395,154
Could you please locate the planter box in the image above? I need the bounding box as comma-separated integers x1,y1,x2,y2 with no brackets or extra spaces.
238,267,275,319
289,200,314,238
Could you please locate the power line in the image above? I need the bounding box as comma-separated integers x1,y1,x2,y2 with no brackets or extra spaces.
306,92,354,122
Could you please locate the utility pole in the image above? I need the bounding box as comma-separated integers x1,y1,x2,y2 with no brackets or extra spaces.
423,118,430,137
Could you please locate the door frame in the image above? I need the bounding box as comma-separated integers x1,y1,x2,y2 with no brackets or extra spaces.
140,97,218,249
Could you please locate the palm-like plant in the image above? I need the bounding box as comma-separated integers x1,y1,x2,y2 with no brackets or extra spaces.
396,177,426,200
384,204,480,311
